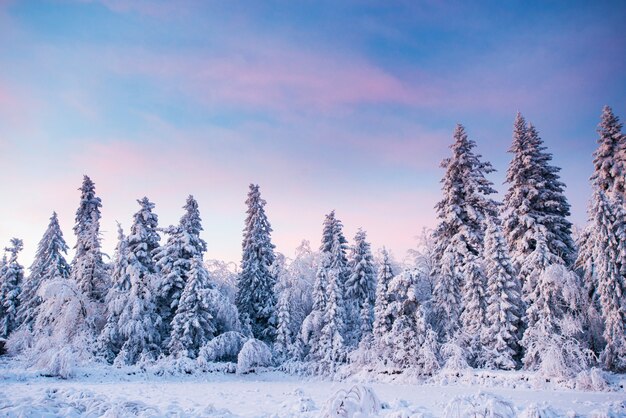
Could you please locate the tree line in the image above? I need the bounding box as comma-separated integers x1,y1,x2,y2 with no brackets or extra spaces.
0,106,624,379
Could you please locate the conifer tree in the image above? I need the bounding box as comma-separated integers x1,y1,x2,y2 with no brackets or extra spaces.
503,114,575,297
274,290,293,362
481,217,523,370
432,124,496,341
345,229,376,343
0,239,24,338
71,176,108,302
116,198,162,365
315,258,346,373
168,257,216,359
236,184,277,342
97,224,130,363
576,106,626,371
19,212,70,330
154,195,207,344
373,248,394,343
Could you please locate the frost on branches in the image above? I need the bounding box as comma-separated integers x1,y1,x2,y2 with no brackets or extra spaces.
70,176,108,303
115,198,162,365
154,195,208,347
236,184,277,343
345,229,376,344
0,239,24,338
18,212,70,331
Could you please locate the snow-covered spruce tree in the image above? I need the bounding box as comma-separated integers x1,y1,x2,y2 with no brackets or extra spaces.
0,239,24,338
503,114,575,299
273,290,292,362
71,176,108,302
431,124,496,343
168,256,216,359
315,257,346,374
235,184,277,342
587,187,626,371
18,212,70,330
481,216,523,370
97,224,130,363
154,195,208,347
115,197,162,365
345,229,376,344
373,248,395,344
576,106,626,371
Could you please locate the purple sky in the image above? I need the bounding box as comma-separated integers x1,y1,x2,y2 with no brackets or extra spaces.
1,0,625,266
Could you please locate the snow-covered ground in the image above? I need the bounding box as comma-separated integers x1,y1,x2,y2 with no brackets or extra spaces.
0,360,624,417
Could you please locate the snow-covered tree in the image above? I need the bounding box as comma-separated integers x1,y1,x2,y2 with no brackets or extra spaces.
115,197,162,365
18,212,70,330
591,106,626,200
273,290,292,362
521,265,587,372
576,106,626,371
503,114,575,299
481,217,523,370
71,176,108,302
236,184,277,342
431,124,496,342
97,224,130,363
0,238,24,338
169,257,216,359
373,248,394,343
154,195,208,346
345,229,376,344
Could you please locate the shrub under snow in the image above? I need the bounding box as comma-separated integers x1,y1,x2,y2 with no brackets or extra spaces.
197,331,247,364
319,385,382,418
443,392,515,418
236,338,273,374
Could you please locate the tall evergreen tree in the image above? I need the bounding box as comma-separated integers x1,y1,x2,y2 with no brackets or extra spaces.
503,114,575,296
168,257,216,359
71,176,108,302
481,216,523,370
345,229,376,343
372,248,394,343
236,184,277,342
154,195,207,345
18,212,70,330
116,198,162,365
0,238,24,338
97,224,130,363
274,290,293,362
576,106,626,371
431,124,496,341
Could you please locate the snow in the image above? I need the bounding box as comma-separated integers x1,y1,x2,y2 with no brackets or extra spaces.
0,360,624,417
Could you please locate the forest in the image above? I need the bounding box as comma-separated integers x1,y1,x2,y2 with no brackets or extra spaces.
0,106,624,390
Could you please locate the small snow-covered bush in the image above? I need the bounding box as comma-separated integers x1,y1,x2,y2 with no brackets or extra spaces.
319,385,382,418
440,340,469,376
443,392,515,418
575,368,609,391
518,403,562,418
236,338,272,374
197,331,247,364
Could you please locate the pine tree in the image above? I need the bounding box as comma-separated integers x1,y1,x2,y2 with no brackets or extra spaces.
576,106,626,371
316,260,346,373
345,229,376,344
169,257,216,359
481,216,523,370
18,212,70,330
154,195,207,345
71,176,108,302
116,198,162,365
431,124,496,342
503,114,575,297
373,248,394,343
0,239,24,338
97,224,130,363
236,184,277,342
274,290,292,362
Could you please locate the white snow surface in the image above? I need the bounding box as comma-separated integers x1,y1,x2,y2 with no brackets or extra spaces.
0,360,624,417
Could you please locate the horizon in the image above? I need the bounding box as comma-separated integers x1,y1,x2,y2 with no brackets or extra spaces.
1,1,625,267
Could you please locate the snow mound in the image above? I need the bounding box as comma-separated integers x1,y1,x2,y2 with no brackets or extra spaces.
442,392,515,418
236,338,273,374
320,385,382,418
518,403,563,418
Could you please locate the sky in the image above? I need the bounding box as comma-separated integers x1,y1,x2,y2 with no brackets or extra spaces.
0,0,625,267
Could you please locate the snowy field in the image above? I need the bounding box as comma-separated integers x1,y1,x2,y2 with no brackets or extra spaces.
1,360,624,417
